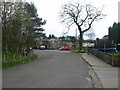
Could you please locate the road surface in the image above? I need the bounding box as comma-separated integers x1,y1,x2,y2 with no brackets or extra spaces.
3,50,93,88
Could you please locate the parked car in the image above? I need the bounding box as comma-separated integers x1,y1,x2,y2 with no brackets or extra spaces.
59,46,71,50
40,46,46,50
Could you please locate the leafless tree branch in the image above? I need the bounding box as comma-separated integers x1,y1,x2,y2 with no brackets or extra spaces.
59,2,106,50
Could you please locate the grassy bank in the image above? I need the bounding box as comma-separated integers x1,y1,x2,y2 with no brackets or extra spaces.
2,52,37,68
70,49,86,53
107,51,120,56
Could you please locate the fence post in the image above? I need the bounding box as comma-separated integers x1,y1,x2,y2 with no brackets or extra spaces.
30,51,32,56
106,54,108,64
112,55,114,66
25,55,26,59
118,56,119,66
3,54,6,62
20,54,22,60
14,54,16,61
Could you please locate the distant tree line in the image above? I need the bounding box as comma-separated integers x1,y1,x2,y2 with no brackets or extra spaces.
59,36,76,44
44,34,77,44
48,34,56,39
0,2,46,52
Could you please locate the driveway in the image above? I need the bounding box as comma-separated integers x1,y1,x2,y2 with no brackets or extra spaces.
3,50,93,88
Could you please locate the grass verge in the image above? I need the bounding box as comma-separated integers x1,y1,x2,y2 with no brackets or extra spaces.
70,49,86,53
2,53,37,68
107,51,120,56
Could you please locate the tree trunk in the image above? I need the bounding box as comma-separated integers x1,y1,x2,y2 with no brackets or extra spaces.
78,25,83,52
79,33,83,52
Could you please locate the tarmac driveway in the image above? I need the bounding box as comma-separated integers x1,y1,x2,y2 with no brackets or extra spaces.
3,50,93,88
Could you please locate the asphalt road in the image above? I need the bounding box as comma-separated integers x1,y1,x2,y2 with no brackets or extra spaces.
3,50,93,88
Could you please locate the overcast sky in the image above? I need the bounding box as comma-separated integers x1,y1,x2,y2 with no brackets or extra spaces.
26,0,119,39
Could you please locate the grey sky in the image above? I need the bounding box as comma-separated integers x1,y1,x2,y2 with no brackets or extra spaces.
26,0,119,39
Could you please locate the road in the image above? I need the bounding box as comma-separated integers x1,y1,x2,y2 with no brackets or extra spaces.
3,50,93,88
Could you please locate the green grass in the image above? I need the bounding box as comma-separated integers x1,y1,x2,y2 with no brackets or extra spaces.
107,51,120,56
2,52,37,68
70,49,86,53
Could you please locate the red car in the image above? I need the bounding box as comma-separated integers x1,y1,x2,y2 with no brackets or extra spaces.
59,46,71,50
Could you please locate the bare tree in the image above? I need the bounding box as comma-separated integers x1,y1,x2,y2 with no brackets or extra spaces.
84,28,95,41
60,2,106,51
